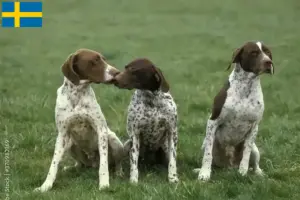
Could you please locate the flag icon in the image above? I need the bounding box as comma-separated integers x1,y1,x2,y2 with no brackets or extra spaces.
1,1,43,28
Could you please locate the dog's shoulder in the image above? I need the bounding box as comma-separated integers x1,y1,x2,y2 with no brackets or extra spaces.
158,92,177,117
210,80,230,120
55,84,70,110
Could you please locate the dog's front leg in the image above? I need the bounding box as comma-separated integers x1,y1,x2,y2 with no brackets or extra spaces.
197,119,218,181
130,133,140,183
98,126,110,190
168,127,179,183
239,123,258,176
34,130,71,192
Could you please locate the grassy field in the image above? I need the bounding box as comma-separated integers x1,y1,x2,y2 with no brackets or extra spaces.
1,0,300,199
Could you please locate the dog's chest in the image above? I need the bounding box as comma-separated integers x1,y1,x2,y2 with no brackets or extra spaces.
216,83,264,145
55,85,104,153
223,83,264,121
128,92,176,149
140,115,169,148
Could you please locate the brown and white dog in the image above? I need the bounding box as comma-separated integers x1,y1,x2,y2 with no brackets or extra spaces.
34,49,125,192
112,58,179,183
195,41,274,181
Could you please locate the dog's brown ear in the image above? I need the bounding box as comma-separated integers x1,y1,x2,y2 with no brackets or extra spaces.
154,67,169,92
61,53,80,85
227,48,243,71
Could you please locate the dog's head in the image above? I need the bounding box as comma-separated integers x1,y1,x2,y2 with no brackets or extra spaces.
227,41,274,75
112,58,169,92
61,49,120,85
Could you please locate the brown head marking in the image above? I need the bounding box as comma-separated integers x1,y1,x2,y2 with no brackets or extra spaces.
61,48,120,85
113,58,170,92
227,41,274,75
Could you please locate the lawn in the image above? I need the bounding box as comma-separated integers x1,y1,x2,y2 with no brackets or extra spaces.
1,0,300,199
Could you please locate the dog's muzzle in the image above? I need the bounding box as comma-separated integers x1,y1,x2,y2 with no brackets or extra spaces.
263,60,274,74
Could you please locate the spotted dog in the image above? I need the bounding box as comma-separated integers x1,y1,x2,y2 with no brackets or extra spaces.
195,41,274,181
34,49,125,192
113,58,179,183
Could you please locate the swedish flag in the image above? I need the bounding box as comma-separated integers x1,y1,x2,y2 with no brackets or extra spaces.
1,1,42,28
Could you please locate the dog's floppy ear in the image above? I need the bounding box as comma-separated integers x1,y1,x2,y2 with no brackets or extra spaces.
227,47,243,71
61,53,80,85
154,67,169,93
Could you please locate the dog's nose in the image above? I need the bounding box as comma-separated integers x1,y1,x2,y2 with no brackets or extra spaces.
108,68,120,77
113,71,120,76
263,60,274,74
264,60,273,67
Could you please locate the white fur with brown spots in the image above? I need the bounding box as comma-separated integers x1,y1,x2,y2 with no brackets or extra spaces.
195,41,274,181
126,90,179,183
34,49,125,192
112,58,179,184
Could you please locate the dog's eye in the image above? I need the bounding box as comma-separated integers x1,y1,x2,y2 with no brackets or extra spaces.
125,65,132,70
95,55,101,62
89,60,96,66
264,50,272,58
251,51,259,56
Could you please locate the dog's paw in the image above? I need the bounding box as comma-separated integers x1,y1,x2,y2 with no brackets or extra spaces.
115,169,124,178
33,183,52,193
169,176,179,183
238,166,248,176
130,177,138,184
33,187,41,193
63,165,73,172
254,168,264,176
99,182,109,190
193,168,201,173
63,162,82,172
197,168,211,181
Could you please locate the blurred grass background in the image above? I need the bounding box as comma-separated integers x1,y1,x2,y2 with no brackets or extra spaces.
1,0,300,199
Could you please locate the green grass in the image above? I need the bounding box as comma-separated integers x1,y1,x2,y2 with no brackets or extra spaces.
1,0,300,199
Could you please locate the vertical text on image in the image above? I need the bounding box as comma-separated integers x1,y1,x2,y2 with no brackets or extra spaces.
4,130,10,200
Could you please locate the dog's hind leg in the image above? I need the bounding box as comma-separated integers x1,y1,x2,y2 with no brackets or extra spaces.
63,144,88,171
250,143,264,176
108,130,125,177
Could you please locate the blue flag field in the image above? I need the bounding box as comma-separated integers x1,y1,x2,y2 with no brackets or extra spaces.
1,1,43,28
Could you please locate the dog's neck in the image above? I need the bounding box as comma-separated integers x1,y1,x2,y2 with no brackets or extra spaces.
135,89,163,105
62,78,94,106
229,63,262,98
63,78,91,91
136,89,161,98
231,63,260,81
